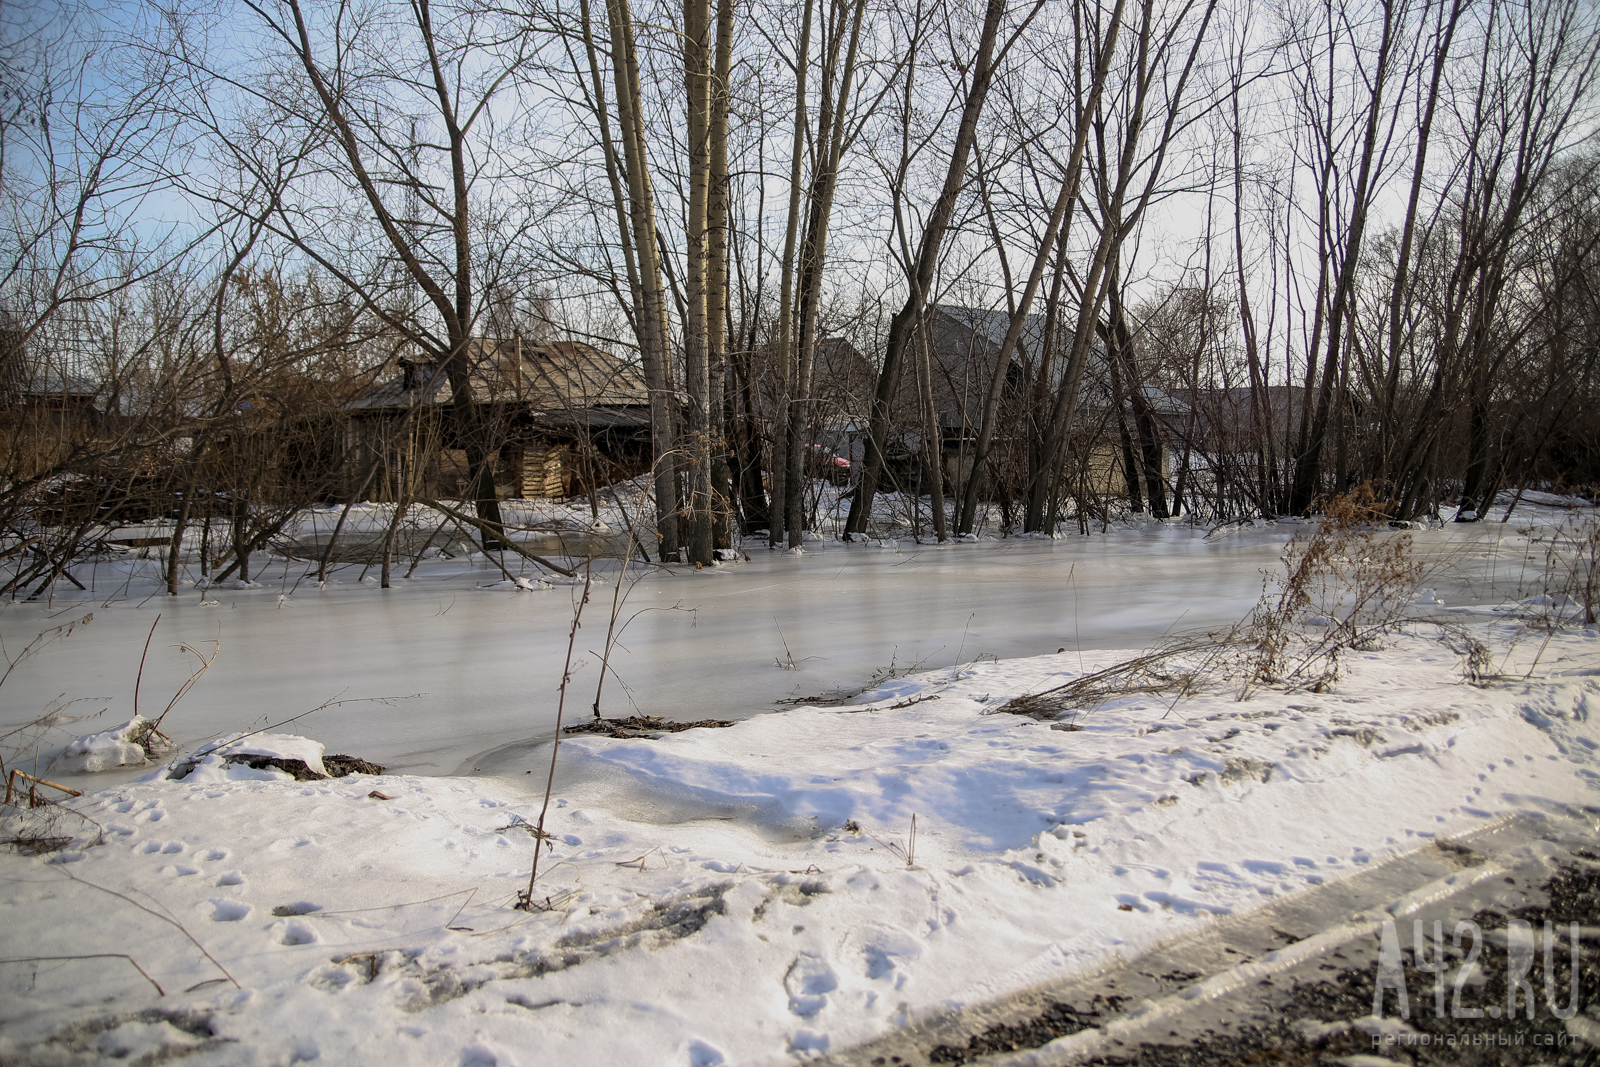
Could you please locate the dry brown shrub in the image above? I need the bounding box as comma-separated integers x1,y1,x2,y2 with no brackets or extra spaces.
997,487,1438,720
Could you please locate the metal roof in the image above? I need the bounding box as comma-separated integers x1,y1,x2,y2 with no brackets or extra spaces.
13,374,100,397
930,305,1052,364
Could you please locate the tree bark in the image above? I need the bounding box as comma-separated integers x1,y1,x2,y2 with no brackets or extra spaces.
605,0,682,560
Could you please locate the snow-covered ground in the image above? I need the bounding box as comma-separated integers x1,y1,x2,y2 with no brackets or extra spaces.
0,497,1596,1065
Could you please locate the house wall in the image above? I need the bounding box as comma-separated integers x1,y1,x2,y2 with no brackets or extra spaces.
342,411,446,502
518,449,565,499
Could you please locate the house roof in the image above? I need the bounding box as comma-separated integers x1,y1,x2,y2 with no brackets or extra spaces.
1135,383,1191,417
527,406,651,432
349,338,649,412
17,374,99,398
1168,385,1306,443
930,305,1052,363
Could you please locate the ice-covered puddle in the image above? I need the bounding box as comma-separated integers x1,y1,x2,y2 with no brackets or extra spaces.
0,515,1573,793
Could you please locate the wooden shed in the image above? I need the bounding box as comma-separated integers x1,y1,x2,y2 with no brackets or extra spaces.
343,337,652,502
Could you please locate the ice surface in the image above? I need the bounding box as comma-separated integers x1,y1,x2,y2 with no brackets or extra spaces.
0,516,1575,792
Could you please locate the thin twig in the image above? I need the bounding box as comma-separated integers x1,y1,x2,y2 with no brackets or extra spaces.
446,516,517,582
151,640,218,731
592,522,642,718
305,887,478,918
518,563,594,910
59,872,239,989
6,769,83,805
178,692,421,767
132,614,160,721
0,954,164,997
419,498,577,576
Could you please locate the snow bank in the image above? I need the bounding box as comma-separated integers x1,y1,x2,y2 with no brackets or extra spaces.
2,622,1596,1065
56,716,172,773
165,731,330,782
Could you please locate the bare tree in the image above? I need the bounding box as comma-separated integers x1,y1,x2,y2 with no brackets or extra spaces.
1025,0,1220,532
845,0,1033,538
173,0,543,547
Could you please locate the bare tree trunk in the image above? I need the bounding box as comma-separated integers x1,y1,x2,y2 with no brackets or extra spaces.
954,0,1127,535
1288,0,1399,515
786,0,869,548
1026,0,1219,531
606,0,682,561
683,0,715,566
768,0,815,548
707,0,736,552
913,300,949,540
1228,34,1276,516
1376,0,1463,490
1026,225,1071,524
845,0,1015,538
1106,274,1168,517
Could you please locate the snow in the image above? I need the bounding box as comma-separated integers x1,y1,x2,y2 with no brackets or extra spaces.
56,716,169,774
0,497,1597,1063
171,731,331,781
2,620,1597,1065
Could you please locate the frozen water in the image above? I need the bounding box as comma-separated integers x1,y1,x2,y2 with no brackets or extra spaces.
0,517,1573,791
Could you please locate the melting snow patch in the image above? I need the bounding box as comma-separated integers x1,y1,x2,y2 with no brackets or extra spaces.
58,716,173,773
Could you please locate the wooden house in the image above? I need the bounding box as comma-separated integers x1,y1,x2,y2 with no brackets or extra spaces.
344,337,652,501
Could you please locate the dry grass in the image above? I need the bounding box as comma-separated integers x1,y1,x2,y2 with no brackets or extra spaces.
996,488,1445,720
563,715,734,739
1523,517,1600,627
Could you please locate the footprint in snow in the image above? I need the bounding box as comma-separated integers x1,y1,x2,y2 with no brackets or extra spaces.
215,870,245,886
268,836,315,850
272,918,319,945
1240,859,1288,876
784,954,838,1017
459,1037,513,1066
788,1029,830,1055
688,1038,725,1066
208,898,252,922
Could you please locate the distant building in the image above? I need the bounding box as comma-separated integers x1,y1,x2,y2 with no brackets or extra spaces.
1,325,102,428
344,337,652,501
866,305,1185,502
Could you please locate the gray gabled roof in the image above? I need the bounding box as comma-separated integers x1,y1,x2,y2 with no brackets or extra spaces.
19,374,99,397
930,305,1051,365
